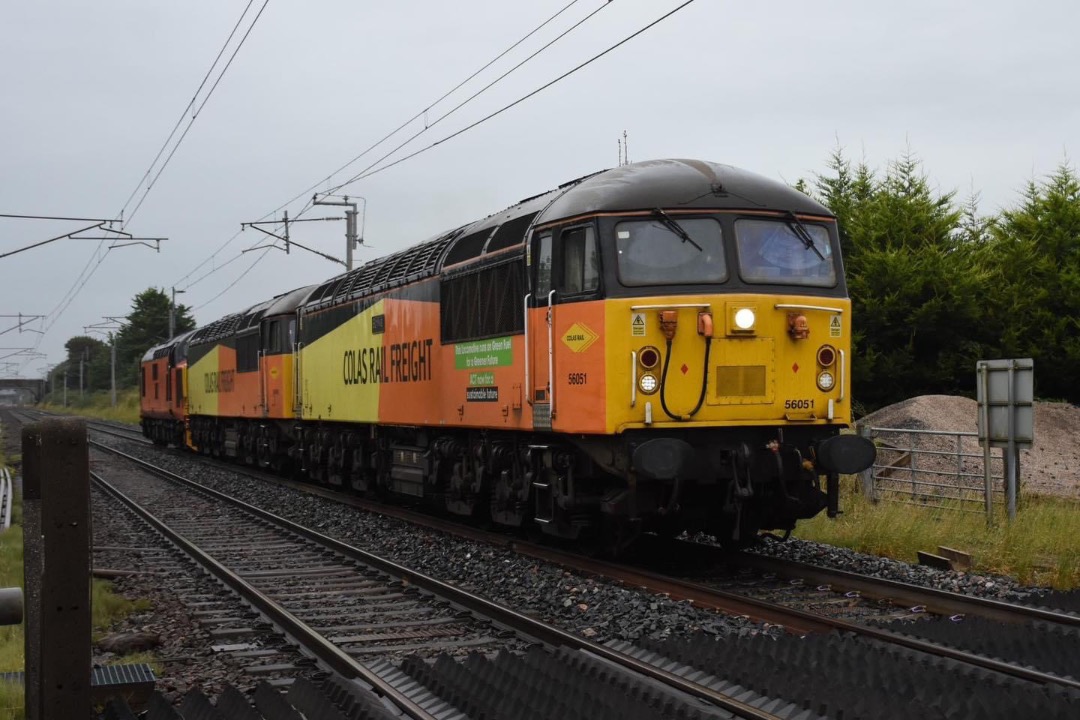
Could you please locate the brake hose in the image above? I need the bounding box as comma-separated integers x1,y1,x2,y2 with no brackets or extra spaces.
659,336,712,421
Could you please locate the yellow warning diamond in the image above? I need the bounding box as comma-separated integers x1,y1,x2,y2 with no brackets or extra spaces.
562,322,599,353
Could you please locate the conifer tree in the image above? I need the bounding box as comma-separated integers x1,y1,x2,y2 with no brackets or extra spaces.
987,163,1080,401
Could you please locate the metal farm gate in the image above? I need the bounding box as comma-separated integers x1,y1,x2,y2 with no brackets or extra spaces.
856,425,1014,521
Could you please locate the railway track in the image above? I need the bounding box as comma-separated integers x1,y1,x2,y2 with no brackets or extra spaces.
7,408,148,442
90,439,792,720
729,547,1080,628
10,410,1080,716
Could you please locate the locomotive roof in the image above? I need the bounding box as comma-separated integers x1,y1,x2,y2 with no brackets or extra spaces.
304,159,826,311
141,328,197,362
265,284,318,316
541,158,832,220
188,311,244,347
186,286,319,348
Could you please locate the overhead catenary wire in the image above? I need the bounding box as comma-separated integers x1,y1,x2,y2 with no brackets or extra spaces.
18,3,270,373
194,246,273,311
173,0,598,291
116,0,260,223
47,1,267,327
329,0,699,192
125,0,270,227
181,1,697,315
292,0,589,214
317,0,616,201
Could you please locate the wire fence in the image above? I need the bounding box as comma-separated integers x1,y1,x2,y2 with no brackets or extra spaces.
856,425,1012,518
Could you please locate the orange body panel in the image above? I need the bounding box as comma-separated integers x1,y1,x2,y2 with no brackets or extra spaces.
140,356,183,420
377,300,443,426
262,353,293,419
545,301,607,434
212,346,262,418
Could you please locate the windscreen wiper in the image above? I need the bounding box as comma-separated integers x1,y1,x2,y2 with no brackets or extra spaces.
652,208,702,251
784,211,825,261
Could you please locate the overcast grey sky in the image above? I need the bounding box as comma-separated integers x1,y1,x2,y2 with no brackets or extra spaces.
2,1,1077,376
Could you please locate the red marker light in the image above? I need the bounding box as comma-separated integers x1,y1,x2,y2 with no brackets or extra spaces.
639,346,660,369
817,345,836,367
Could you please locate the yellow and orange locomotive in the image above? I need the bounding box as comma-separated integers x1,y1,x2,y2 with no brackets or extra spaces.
141,159,875,548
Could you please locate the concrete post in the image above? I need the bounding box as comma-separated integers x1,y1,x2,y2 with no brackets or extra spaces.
22,419,91,720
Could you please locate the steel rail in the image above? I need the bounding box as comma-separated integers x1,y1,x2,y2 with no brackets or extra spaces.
732,549,1080,629
497,539,1080,691
91,440,786,720
86,423,151,445
90,469,440,720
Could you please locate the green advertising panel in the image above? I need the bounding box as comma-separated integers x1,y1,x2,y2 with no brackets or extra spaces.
454,337,513,369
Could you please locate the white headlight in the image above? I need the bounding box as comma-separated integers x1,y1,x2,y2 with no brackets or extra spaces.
639,373,659,394
734,308,756,330
817,371,835,391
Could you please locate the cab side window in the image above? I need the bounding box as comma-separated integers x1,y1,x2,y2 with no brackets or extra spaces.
535,232,553,298
560,226,599,296
267,320,282,354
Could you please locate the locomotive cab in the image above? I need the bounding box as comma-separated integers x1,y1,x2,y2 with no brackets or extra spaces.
521,162,875,547
139,330,194,447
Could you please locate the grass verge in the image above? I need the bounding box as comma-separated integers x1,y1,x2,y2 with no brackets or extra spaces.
794,481,1080,589
0,433,155,718
0,489,24,720
38,387,141,425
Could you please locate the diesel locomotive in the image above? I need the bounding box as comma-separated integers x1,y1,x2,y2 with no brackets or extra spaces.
141,159,875,549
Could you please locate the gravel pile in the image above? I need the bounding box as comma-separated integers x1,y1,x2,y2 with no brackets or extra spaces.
859,395,1080,499
95,438,766,645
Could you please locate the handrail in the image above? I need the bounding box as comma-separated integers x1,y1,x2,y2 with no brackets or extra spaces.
839,348,846,402
523,293,532,406
547,290,556,419
774,303,844,314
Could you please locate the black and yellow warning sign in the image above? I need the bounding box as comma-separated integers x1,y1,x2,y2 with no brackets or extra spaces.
829,315,842,338
631,312,646,337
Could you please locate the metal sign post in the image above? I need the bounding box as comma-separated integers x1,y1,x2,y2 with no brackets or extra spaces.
976,358,1033,522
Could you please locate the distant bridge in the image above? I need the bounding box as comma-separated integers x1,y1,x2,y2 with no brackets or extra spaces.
0,378,45,404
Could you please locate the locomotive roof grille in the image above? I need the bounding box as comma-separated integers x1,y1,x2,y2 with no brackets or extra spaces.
304,232,461,311
485,212,538,254
189,312,243,346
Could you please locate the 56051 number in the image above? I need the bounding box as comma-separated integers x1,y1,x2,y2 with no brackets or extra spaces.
784,399,814,409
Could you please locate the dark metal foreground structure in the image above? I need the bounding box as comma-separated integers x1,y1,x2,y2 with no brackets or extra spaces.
21,418,92,719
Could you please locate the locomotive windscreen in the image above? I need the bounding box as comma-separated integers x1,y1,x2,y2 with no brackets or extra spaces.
735,219,836,287
614,217,726,286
